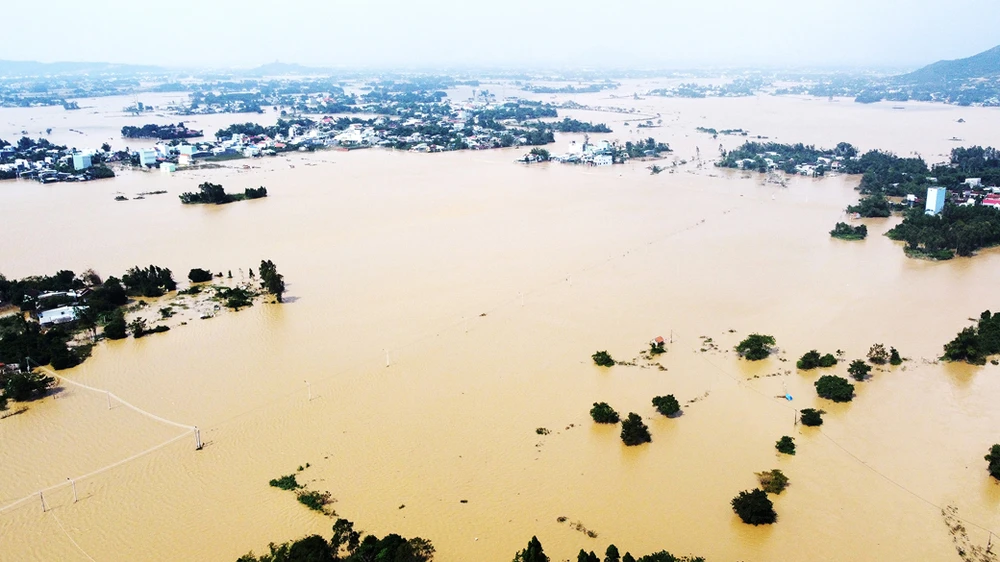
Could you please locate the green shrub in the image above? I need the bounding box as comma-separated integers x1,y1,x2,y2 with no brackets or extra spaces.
731,488,777,525
800,408,824,427
649,340,665,355
188,268,213,283
269,474,300,490
867,343,889,364
889,347,902,365
735,334,775,361
756,469,789,494
4,371,55,401
296,490,333,513
592,350,615,367
775,436,795,455
818,353,837,367
986,444,1000,480
797,350,821,370
847,360,871,381
590,402,620,424
816,375,855,402
104,312,127,340
651,395,680,417
621,413,651,446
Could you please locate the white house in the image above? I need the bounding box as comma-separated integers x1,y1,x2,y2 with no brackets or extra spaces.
38,306,85,327
964,178,983,188
593,154,613,166
926,187,946,215
137,149,157,167
72,153,92,170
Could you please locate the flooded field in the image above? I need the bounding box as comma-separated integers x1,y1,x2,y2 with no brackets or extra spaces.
1,87,1000,561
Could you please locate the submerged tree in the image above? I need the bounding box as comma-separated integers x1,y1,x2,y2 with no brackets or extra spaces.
731,489,777,525
986,444,1000,480
652,395,681,417
592,350,615,367
816,375,855,402
259,260,286,303
799,408,824,427
775,436,796,455
621,413,651,446
512,536,549,562
590,402,620,424
735,334,776,361
847,360,872,381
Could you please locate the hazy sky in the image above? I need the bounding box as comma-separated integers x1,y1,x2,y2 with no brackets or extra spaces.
4,0,999,70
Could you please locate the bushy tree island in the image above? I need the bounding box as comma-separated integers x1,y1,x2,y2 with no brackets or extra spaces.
735,334,776,361
775,436,796,455
986,444,1000,480
830,222,868,240
942,310,1000,364
815,375,855,402
621,413,652,446
590,402,620,424
179,182,268,204
652,395,681,417
796,350,837,370
731,489,777,525
800,408,824,426
592,350,615,367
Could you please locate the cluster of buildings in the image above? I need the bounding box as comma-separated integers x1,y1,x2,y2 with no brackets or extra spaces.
923,178,1000,215
0,145,112,183
552,138,614,166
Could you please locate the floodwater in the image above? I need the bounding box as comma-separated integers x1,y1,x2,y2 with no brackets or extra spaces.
2,86,1000,562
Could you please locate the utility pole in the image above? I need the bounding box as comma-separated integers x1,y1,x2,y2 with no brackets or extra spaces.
305,381,311,402
39,491,47,513
68,478,77,503
194,426,203,450
107,391,112,410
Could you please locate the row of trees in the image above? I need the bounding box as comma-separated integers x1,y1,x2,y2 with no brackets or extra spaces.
179,182,269,205
517,535,704,562
830,222,867,240
943,310,1000,364
886,205,1000,259
237,518,433,562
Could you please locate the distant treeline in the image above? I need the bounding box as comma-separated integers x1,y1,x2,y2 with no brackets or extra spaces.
121,123,203,140
179,182,268,205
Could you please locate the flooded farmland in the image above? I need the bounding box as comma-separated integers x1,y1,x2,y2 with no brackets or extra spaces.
2,87,1000,562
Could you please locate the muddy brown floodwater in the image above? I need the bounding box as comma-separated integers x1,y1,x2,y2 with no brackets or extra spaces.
1,87,1000,562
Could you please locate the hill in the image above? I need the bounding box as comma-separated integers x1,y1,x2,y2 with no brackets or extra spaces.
0,59,165,78
898,44,1000,85
243,61,332,77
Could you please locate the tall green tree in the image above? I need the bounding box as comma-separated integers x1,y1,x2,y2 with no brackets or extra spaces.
259,260,286,303
513,536,549,562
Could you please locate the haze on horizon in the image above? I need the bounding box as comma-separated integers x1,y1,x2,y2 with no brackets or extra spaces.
3,0,1000,71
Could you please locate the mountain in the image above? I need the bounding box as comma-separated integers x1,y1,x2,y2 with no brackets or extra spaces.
897,44,1000,84
0,59,166,78
243,61,333,77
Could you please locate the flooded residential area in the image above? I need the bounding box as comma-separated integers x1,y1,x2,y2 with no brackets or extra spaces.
2,3,1000,562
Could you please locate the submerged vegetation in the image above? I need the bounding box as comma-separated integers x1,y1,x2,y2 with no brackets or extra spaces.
942,310,1000,364
796,349,837,370
735,334,776,361
830,222,868,240
986,445,1000,480
799,408,824,427
179,182,268,204
592,350,615,367
775,436,796,455
652,395,681,417
621,413,651,446
237,518,434,562
731,489,777,525
756,469,790,494
590,402,620,424
816,375,855,402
